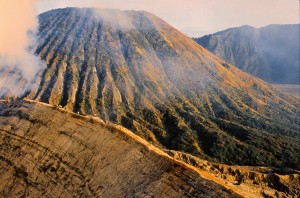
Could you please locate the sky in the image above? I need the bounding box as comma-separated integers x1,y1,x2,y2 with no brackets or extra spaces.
36,0,299,37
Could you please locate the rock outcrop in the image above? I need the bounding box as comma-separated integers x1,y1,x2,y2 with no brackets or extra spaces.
166,150,300,198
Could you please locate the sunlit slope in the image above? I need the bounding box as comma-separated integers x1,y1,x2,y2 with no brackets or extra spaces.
0,100,242,197
20,8,300,169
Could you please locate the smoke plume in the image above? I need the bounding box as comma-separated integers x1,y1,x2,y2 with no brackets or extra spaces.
0,0,45,97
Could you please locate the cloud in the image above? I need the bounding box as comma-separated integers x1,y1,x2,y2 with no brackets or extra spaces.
0,0,45,97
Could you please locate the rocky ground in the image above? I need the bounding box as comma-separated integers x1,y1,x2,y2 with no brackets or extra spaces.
166,151,300,198
0,99,242,197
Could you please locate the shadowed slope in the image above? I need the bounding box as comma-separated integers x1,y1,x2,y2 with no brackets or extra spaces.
194,24,300,84
3,8,300,169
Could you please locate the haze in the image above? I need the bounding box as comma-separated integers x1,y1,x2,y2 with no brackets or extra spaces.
36,0,299,37
0,0,44,97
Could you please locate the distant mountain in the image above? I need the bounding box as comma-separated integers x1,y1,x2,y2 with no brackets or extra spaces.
194,24,300,84
1,8,299,169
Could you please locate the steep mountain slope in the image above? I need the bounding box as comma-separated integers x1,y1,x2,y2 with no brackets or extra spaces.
0,99,242,197
1,8,300,169
194,24,300,84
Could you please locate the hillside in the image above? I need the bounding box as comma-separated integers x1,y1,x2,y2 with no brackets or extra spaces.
194,24,300,84
0,99,243,197
1,8,300,169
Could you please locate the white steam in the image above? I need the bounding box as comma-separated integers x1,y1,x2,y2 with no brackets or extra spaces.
0,0,45,97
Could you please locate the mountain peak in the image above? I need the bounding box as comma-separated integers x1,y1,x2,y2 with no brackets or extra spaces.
1,7,299,169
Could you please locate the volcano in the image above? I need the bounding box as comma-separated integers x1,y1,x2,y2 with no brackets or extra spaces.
1,8,299,169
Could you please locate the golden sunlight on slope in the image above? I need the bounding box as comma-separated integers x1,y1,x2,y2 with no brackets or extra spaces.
0,99,242,197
